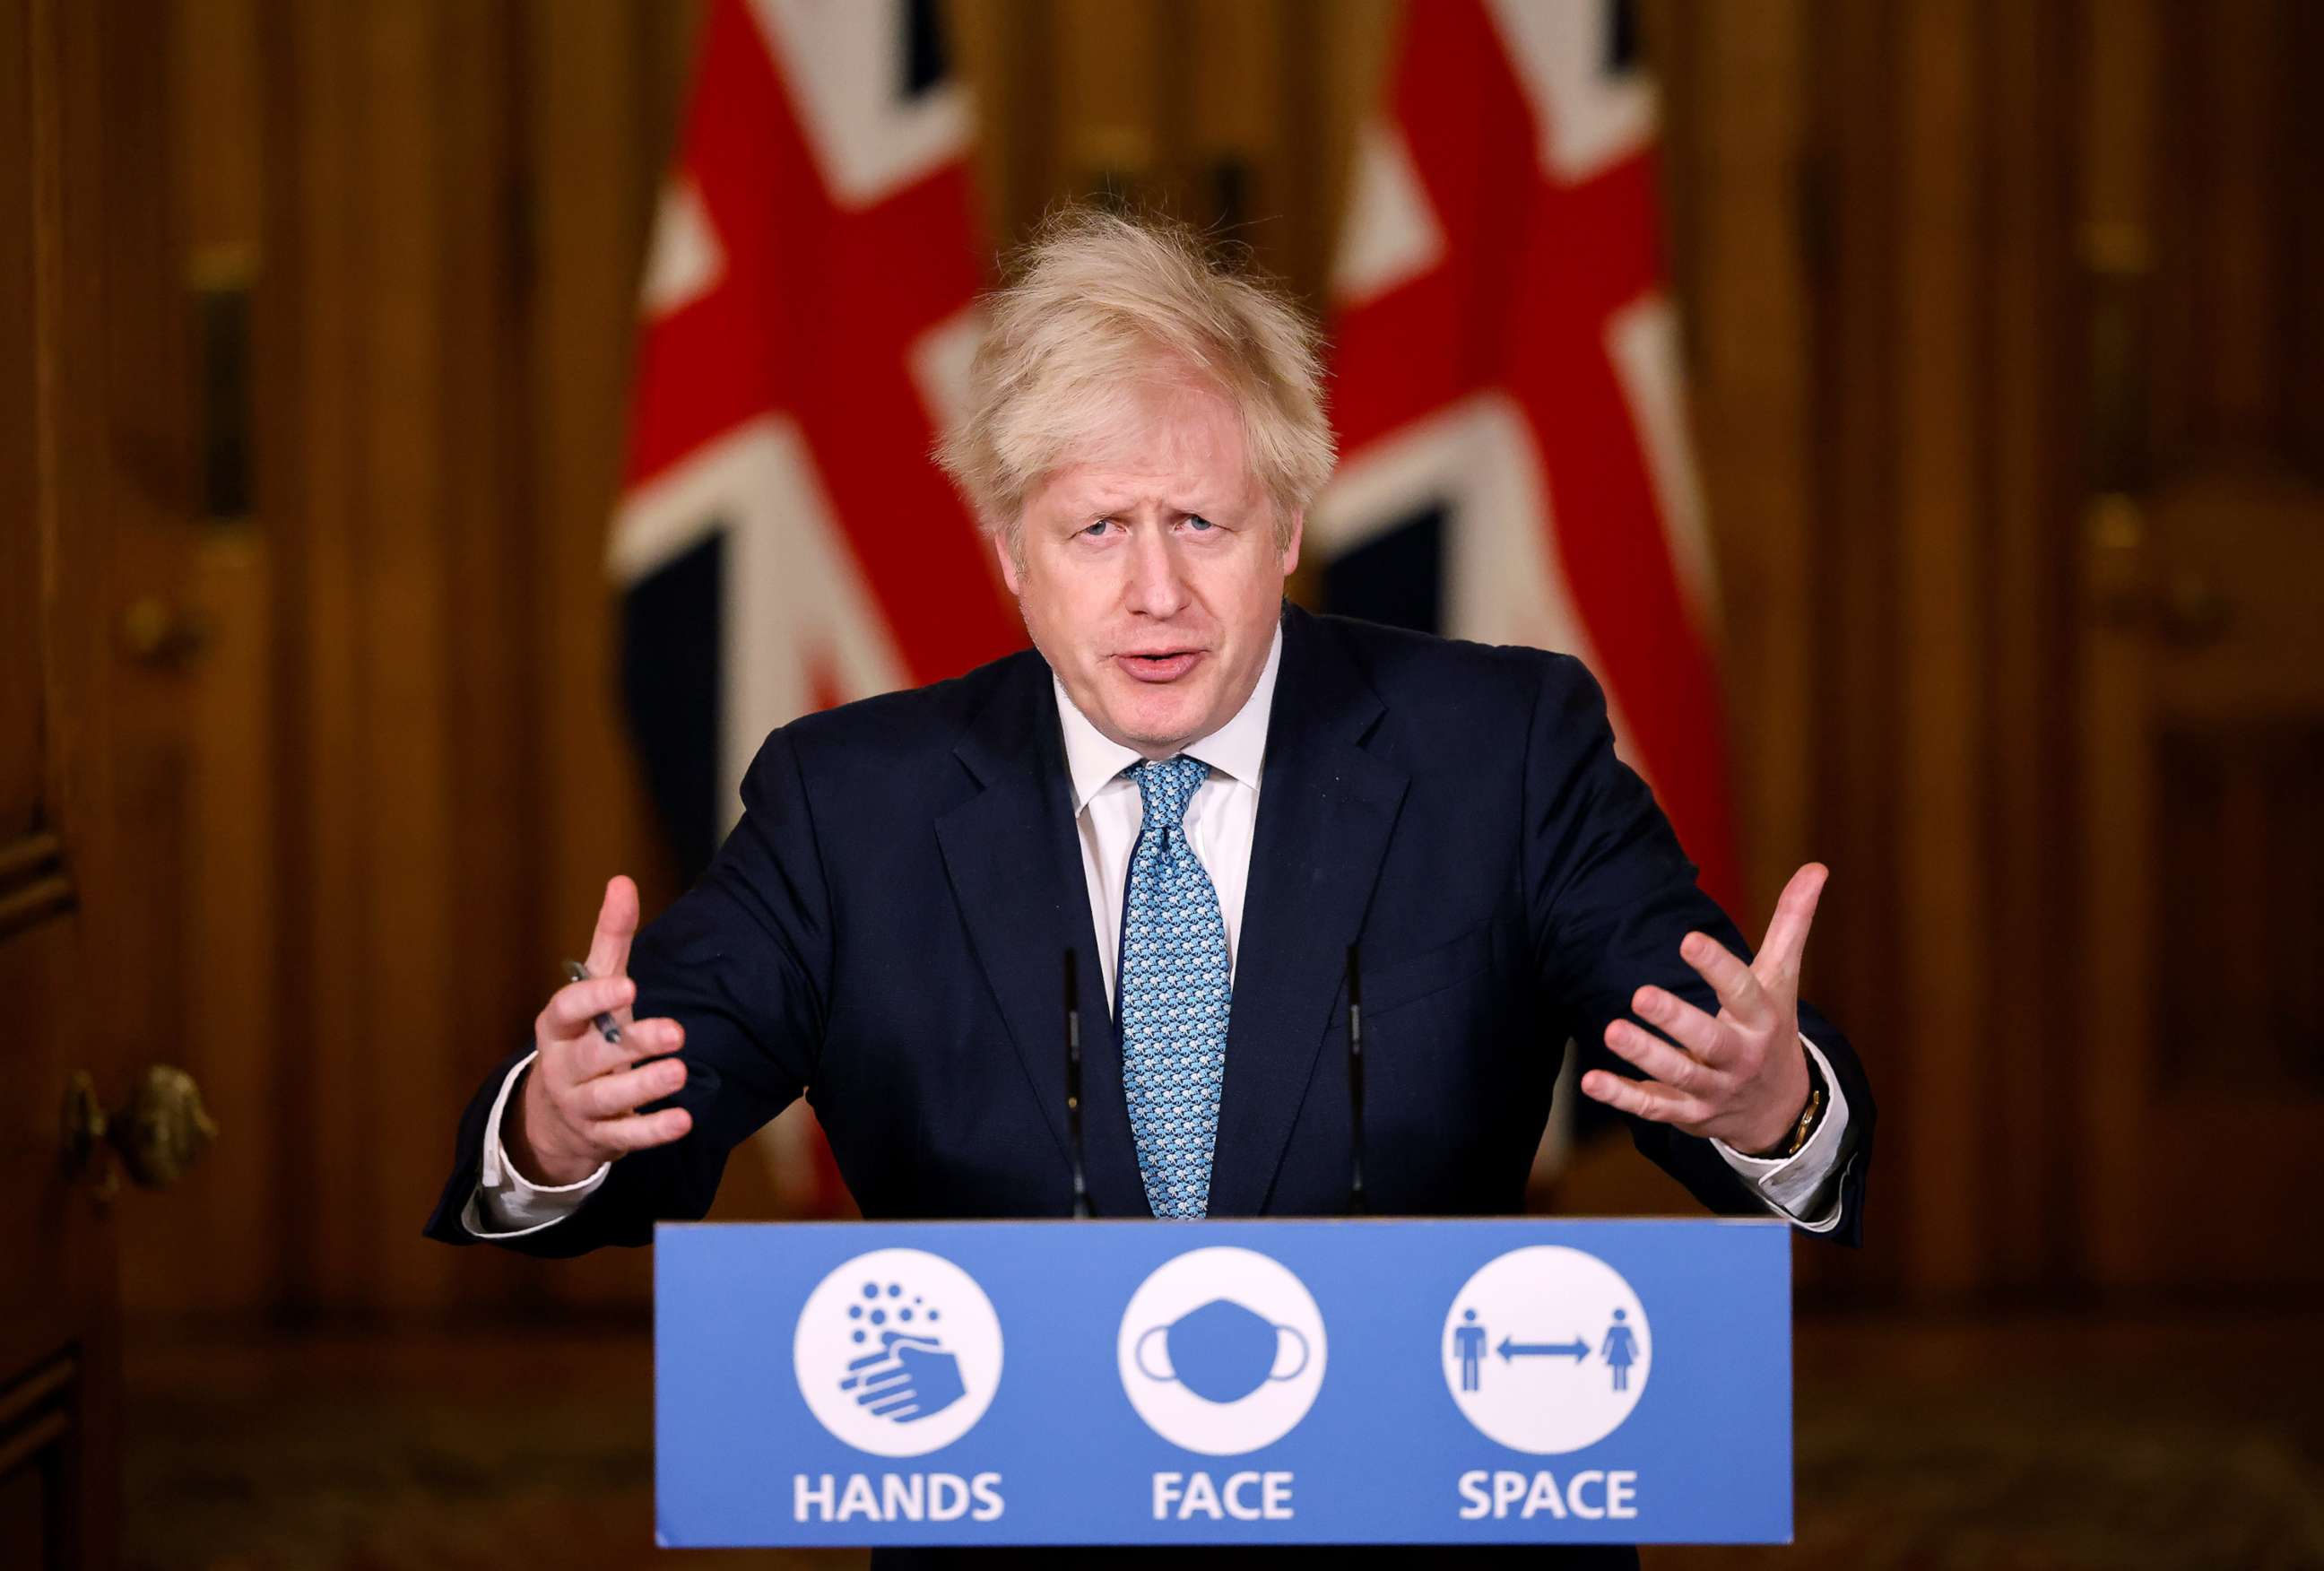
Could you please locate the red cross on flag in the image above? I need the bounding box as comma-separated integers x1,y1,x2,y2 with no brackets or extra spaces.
611,0,1017,1214
1316,0,1743,916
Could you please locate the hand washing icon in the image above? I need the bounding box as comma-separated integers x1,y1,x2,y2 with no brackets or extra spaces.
794,1248,1003,1459
1132,1298,1311,1403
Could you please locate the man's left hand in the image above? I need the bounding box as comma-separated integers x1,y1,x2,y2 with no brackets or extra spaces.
1580,863,1828,1156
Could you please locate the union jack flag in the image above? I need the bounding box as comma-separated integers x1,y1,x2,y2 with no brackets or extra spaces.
611,0,1016,1213
1317,0,1741,916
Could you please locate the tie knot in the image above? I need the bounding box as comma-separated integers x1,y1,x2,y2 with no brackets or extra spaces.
1125,754,1209,820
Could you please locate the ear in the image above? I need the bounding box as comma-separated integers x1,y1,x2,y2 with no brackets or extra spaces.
1279,507,1304,577
990,523,1023,596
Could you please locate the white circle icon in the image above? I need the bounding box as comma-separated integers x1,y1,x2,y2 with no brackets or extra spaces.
1117,1246,1327,1456
1442,1246,1650,1454
793,1248,1002,1457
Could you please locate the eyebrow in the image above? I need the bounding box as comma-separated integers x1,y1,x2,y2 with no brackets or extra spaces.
1061,494,1231,518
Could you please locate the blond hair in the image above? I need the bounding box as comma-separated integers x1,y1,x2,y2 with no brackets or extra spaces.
935,206,1335,553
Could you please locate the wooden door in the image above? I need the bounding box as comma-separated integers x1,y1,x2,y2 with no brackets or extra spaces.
2077,0,2324,1291
3,1,212,1563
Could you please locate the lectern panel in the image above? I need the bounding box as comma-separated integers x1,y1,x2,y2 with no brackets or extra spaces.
656,1217,1791,1548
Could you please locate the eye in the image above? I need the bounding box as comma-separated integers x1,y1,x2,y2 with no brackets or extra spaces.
1184,515,1216,532
1081,517,1116,538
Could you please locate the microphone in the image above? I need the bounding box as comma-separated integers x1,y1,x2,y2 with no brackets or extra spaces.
1064,948,1092,1218
1346,943,1367,1215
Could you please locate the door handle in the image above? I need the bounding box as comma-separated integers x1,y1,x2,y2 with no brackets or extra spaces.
2082,498,2231,649
119,596,214,670
62,1065,217,1198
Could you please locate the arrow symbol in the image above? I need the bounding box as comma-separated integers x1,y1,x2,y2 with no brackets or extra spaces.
1496,1333,1591,1364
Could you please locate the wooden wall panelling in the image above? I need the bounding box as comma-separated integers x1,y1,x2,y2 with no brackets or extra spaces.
89,0,203,1308
1181,0,1280,240
2164,0,2324,464
949,0,1047,257
2177,0,2277,452
1890,0,1990,1300
952,0,1389,292
436,0,542,1316
1305,0,1397,307
2073,0,2158,1289
115,0,280,1321
1048,0,1166,201
17,0,196,1549
2,0,118,1558
1806,0,1906,1300
1791,0,2094,1299
264,0,364,1313
2289,2,2324,462
349,0,459,1315
1978,0,2078,1291
264,0,496,1315
1644,0,1847,1289
521,0,709,1314
1,0,46,847
2077,0,2324,1291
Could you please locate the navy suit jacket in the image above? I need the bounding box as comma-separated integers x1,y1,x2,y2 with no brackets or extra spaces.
424,603,1872,1251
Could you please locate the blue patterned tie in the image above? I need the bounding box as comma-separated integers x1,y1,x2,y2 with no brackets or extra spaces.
1117,755,1231,1219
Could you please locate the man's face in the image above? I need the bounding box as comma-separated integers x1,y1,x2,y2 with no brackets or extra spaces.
998,374,1301,759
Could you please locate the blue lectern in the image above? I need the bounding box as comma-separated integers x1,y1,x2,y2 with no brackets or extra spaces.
655,1217,1791,1548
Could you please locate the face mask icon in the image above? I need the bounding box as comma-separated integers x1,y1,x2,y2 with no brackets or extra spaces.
1133,1297,1311,1404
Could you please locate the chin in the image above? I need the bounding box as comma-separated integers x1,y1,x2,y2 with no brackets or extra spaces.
1105,680,1213,750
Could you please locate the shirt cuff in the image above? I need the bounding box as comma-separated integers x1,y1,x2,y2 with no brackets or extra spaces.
1710,1036,1851,1235
462,1049,611,1239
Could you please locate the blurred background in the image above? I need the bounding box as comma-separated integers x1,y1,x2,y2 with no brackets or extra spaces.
7,0,2320,1566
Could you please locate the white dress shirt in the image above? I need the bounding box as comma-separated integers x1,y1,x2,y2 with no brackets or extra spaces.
467,623,1850,1237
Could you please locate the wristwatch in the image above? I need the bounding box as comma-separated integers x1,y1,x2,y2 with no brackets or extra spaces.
1753,1046,1826,1160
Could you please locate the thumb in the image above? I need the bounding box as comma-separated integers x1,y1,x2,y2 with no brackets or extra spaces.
585,874,639,980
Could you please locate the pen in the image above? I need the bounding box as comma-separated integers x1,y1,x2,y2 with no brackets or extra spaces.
562,959,624,1045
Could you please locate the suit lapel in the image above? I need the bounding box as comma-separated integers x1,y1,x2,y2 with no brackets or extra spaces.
933,658,1154,1219
1206,606,1409,1216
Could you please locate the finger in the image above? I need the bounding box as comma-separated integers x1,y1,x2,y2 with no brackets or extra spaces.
542,975,637,1037
579,1055,688,1120
1629,985,1726,1063
1680,931,1778,1031
1579,1067,1715,1127
865,1394,920,1417
1754,863,1828,986
1602,1019,1728,1098
585,875,640,984
590,1106,692,1153
577,1016,685,1079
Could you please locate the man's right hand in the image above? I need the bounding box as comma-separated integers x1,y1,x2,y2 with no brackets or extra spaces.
507,874,694,1186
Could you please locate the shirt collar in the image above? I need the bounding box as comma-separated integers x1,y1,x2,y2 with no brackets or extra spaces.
1054,619,1283,815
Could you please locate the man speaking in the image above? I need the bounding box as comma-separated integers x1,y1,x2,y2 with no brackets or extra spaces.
426,206,1870,1266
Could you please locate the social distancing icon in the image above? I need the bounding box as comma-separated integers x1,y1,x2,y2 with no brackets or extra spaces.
1441,1246,1651,1454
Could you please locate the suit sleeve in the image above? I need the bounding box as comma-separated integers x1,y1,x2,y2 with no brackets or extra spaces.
420,726,833,1256
1522,653,1876,1246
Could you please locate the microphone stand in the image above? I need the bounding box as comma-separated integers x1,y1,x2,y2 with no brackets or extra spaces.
1065,949,1091,1218
1346,944,1367,1215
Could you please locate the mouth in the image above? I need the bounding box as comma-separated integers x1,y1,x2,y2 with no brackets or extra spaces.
1114,649,1205,683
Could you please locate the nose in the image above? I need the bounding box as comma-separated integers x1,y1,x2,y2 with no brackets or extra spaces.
1122,525,1191,621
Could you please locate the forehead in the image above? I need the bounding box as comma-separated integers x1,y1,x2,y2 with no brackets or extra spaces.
1038,375,1259,514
